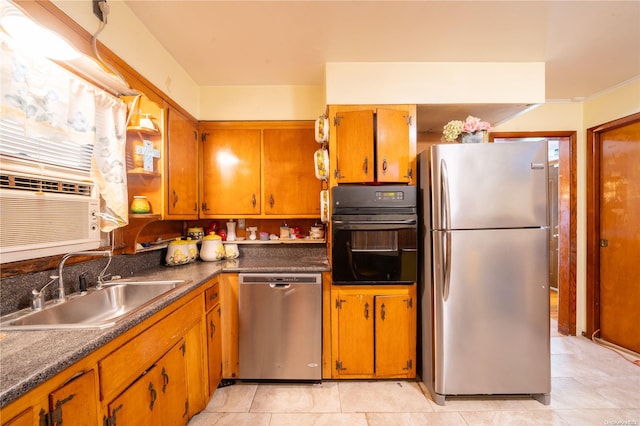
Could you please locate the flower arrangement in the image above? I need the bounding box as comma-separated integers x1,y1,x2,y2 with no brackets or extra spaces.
442,115,491,142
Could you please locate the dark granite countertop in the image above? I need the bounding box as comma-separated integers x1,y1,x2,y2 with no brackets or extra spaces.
0,255,329,408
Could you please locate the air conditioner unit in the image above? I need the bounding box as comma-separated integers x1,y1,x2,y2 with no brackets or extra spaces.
0,164,101,264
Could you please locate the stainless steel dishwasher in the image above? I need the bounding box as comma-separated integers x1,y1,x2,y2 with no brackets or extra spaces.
238,273,322,380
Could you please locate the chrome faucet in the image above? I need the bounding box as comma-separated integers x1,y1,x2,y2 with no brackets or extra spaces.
56,250,112,302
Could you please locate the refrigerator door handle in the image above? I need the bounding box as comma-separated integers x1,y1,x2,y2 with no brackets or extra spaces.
440,159,451,230
443,230,451,301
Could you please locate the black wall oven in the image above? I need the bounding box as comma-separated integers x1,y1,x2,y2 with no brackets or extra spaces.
331,185,417,284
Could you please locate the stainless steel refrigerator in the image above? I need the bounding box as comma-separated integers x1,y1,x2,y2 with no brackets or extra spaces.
418,141,551,405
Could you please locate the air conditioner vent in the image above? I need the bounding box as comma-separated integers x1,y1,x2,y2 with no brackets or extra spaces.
0,173,93,196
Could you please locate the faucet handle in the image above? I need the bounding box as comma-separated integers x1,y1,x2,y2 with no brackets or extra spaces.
30,289,44,311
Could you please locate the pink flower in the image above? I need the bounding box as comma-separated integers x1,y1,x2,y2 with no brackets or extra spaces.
461,115,491,133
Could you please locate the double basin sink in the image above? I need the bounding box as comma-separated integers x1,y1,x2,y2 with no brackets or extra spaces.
0,279,190,331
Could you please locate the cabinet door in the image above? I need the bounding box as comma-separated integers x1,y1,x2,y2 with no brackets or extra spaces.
109,342,188,425
206,304,223,395
335,293,375,376
220,274,239,379
167,109,199,218
201,129,261,216
156,340,189,423
108,364,161,425
263,128,322,215
185,322,207,417
48,369,98,426
375,294,416,377
376,108,412,183
335,110,375,183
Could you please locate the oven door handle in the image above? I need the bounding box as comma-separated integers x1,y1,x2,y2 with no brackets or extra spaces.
332,220,417,230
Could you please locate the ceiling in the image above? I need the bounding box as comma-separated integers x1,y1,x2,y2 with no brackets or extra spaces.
122,1,640,132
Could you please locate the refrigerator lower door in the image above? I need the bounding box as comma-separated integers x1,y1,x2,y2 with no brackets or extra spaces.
432,228,550,396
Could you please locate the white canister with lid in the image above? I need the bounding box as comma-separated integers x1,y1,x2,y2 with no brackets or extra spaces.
166,239,191,266
200,234,225,261
224,243,239,259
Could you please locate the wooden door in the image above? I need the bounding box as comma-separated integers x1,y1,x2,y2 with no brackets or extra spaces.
49,369,98,425
206,304,223,395
599,121,640,353
200,128,261,216
263,128,321,215
335,293,374,376
166,109,199,218
376,108,412,183
375,294,415,377
335,110,374,183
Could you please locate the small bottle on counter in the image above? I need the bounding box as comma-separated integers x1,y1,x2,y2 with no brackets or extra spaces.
280,223,290,239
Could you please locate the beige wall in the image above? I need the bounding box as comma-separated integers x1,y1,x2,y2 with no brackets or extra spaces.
491,80,640,335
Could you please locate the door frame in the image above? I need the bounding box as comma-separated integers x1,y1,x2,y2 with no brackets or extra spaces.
489,131,577,335
585,112,640,337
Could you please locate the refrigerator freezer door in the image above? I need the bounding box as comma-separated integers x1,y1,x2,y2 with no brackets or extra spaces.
432,228,550,396
431,142,548,230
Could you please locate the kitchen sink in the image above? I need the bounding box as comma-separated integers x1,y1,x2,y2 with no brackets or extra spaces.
0,279,189,331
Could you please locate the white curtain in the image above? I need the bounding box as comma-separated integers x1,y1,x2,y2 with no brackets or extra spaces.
1,39,129,231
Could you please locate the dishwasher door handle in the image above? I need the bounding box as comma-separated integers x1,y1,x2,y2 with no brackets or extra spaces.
269,283,291,289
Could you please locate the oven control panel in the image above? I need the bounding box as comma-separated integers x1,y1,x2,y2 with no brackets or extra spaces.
375,190,405,201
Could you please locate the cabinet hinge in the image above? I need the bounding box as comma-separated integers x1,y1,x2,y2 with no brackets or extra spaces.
336,361,346,371
404,115,413,126
404,298,413,308
180,341,187,356
39,408,50,426
103,404,122,426
183,399,189,418
334,115,343,126
40,393,74,426
403,359,413,370
404,168,413,180
335,299,346,309
201,132,209,142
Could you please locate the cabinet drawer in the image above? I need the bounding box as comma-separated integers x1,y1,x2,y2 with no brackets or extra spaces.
99,295,200,401
205,281,220,312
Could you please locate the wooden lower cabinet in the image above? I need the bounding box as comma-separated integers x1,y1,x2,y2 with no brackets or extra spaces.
204,280,223,395
2,369,98,426
107,340,188,425
206,304,222,394
220,273,239,379
331,285,416,379
1,283,220,426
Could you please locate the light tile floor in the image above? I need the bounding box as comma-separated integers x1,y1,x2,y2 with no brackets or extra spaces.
190,293,640,425
189,334,640,426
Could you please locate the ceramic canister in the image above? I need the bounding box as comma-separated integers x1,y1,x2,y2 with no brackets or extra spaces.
200,234,225,261
165,239,191,266
224,243,239,259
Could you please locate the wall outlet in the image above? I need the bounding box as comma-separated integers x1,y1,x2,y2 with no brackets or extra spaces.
237,219,246,230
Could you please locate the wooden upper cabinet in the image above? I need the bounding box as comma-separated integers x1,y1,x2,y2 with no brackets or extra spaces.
263,128,322,216
331,106,415,185
166,108,199,218
335,110,375,183
200,128,262,216
376,108,412,183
